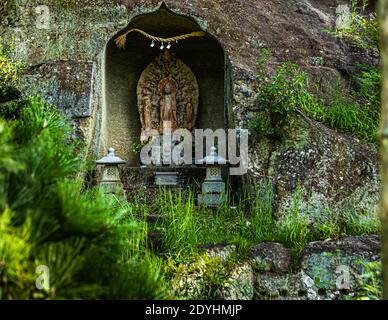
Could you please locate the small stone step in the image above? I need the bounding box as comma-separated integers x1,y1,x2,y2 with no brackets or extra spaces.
154,171,180,186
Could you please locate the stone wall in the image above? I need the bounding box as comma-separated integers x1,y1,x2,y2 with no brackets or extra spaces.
182,235,381,300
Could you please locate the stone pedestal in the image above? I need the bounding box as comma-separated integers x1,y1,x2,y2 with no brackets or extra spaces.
154,171,180,186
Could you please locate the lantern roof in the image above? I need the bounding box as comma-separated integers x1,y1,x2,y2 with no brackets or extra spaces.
96,148,126,165
198,146,228,165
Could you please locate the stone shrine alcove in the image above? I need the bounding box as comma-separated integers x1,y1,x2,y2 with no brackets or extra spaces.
102,3,232,166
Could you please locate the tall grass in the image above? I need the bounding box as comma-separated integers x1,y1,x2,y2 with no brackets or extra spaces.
146,179,381,264
302,94,379,143
276,187,310,253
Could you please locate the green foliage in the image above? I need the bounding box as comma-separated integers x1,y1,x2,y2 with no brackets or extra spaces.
326,0,378,51
0,36,24,101
156,190,199,259
0,99,26,120
305,63,381,143
131,136,152,155
0,208,34,299
352,261,382,300
257,62,315,115
303,93,379,143
3,97,82,215
0,119,23,173
0,97,169,299
249,109,274,137
352,63,381,111
250,49,381,143
1,92,378,300
342,208,382,236
249,50,316,138
276,187,310,252
236,179,278,249
165,253,231,299
152,182,279,261
0,119,24,207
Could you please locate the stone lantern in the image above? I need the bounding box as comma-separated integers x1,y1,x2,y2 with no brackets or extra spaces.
95,148,126,195
197,146,229,206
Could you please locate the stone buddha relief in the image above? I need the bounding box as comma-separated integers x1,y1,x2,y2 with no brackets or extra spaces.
137,50,199,134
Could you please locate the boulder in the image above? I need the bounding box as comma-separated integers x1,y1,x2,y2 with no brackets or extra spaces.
266,118,379,223
254,271,319,300
300,235,381,292
253,235,381,300
18,60,95,119
222,262,254,300
250,242,292,273
201,243,237,262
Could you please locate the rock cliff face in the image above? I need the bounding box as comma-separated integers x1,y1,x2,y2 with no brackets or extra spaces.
118,0,378,74
0,0,380,217
176,236,381,300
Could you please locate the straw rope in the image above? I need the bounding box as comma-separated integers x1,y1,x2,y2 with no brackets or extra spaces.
115,28,206,48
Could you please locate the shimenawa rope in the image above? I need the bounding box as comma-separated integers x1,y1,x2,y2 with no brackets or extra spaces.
115,28,206,48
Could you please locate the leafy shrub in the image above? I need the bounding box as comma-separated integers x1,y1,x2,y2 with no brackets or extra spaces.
0,97,169,299
250,49,381,143
256,62,315,115
325,0,378,51
249,49,316,138
0,36,23,102
165,253,231,299
352,261,382,300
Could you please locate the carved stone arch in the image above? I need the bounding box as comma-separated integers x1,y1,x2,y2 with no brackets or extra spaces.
137,50,199,134
103,3,230,165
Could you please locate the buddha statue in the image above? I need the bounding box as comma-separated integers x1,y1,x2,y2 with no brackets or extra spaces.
137,50,199,135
